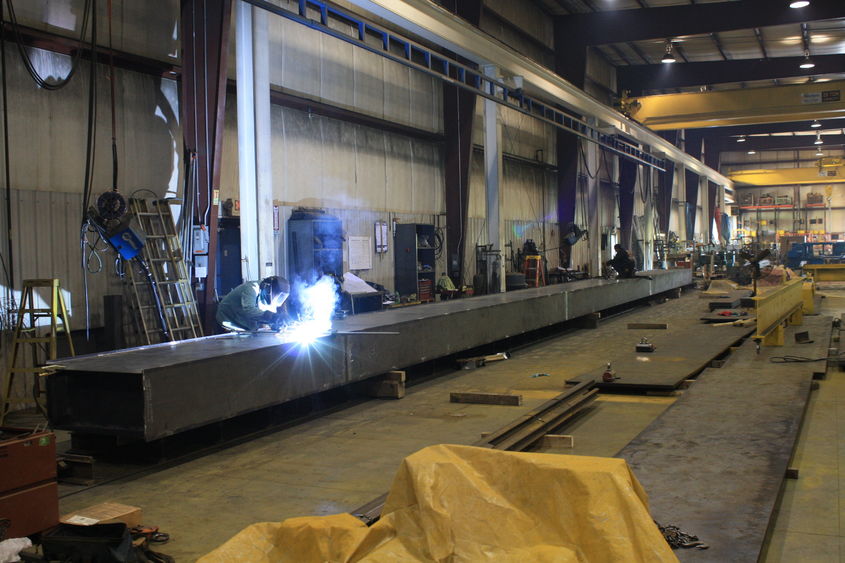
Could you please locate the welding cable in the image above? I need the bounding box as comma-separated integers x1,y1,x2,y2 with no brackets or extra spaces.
769,355,839,363
6,0,92,90
0,0,14,295
106,0,118,192
79,0,98,338
578,143,596,179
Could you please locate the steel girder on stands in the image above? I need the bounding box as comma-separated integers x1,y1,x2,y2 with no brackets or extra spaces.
180,0,232,332
47,269,692,442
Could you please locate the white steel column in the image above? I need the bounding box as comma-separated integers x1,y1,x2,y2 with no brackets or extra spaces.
253,8,275,278
698,176,708,244
676,164,687,242
483,65,505,293
584,130,601,275
235,1,259,281
642,167,656,270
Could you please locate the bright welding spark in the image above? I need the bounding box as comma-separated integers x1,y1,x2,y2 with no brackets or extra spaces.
282,275,339,346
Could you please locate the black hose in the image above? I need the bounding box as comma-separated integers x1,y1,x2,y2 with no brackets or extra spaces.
6,0,92,91
0,1,13,290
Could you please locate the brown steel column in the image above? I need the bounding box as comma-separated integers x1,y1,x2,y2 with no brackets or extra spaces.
443,0,481,285
180,0,232,332
684,130,703,241
704,139,720,244
554,17,586,267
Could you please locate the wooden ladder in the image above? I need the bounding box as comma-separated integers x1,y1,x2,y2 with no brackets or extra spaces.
125,198,203,345
0,279,75,424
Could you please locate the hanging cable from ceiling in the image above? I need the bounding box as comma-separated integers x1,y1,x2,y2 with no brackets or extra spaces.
6,0,92,90
79,0,99,338
0,0,16,329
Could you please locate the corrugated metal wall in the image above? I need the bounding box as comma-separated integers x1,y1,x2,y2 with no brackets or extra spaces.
1,2,674,316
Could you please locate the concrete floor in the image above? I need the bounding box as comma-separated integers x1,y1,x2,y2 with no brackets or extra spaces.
47,288,845,561
763,289,845,562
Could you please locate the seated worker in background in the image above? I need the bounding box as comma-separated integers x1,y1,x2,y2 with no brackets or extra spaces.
216,275,291,332
608,244,636,278
437,272,458,300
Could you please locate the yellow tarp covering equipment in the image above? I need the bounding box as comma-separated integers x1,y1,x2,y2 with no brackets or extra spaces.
199,444,677,562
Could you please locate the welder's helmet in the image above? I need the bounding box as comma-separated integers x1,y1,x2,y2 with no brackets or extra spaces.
258,276,290,309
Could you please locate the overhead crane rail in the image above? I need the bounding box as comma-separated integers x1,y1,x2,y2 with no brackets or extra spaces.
242,0,666,171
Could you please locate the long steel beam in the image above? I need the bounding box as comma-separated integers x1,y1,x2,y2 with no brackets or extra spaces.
340,0,732,186
242,0,664,169
556,0,845,46
633,80,845,130
47,269,692,442
729,167,845,187
619,55,845,95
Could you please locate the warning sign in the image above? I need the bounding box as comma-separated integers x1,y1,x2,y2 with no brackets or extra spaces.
802,90,841,104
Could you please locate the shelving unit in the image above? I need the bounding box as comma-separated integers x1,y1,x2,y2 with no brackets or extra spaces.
288,213,343,283
394,223,436,302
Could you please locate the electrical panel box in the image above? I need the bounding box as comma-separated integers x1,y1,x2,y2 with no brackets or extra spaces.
192,225,209,255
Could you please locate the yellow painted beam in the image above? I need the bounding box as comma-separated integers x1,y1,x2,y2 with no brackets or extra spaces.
729,166,845,187
803,264,845,282
803,280,815,315
753,278,804,346
633,80,845,130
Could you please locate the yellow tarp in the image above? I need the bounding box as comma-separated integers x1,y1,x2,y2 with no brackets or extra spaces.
199,444,677,563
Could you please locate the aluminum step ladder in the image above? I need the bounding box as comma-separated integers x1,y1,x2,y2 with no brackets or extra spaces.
124,199,203,345
0,279,75,424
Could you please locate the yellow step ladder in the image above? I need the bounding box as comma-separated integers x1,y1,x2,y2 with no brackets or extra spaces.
0,279,75,424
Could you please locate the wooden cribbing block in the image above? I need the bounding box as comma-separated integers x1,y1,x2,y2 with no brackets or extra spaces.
384,370,406,382
366,371,406,399
541,434,574,448
627,322,668,330
450,392,522,406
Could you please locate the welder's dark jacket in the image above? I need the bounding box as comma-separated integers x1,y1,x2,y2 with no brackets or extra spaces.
610,250,635,278
216,281,265,331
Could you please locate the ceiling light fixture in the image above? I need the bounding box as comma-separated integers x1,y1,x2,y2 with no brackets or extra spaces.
814,132,823,145
811,120,822,128
737,136,747,143
789,0,810,7
800,51,816,69
816,149,824,156
747,149,757,155
661,41,676,64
